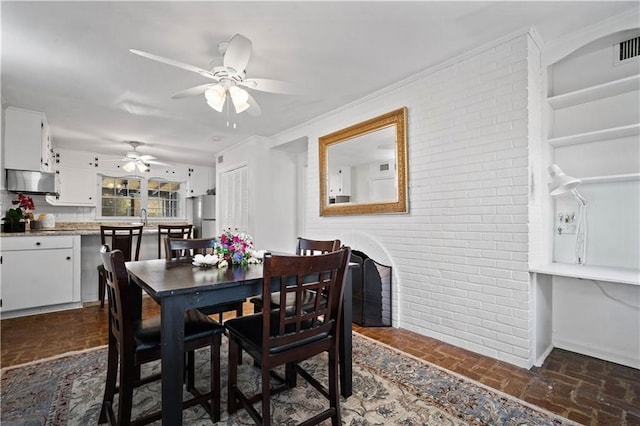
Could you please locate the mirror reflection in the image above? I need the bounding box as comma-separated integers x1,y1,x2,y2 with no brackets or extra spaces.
319,107,408,216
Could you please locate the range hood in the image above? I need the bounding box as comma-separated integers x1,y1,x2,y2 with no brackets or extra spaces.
6,169,60,196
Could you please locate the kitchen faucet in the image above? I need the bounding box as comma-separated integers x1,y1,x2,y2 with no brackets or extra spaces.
140,208,147,226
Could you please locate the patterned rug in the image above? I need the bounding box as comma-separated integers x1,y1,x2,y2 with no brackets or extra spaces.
1,332,577,425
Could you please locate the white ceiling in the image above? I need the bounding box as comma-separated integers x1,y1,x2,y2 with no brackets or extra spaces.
2,1,637,166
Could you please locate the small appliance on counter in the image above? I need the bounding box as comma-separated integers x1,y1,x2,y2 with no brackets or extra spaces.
40,213,56,229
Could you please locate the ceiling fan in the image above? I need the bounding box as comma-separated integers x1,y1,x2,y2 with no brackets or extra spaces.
120,141,170,173
130,33,298,117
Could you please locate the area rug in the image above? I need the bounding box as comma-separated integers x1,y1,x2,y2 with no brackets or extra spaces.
1,333,577,425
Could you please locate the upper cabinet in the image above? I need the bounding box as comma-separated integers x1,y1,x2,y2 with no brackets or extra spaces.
45,149,99,206
4,107,54,172
186,167,211,196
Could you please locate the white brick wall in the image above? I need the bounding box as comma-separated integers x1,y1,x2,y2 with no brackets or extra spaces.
274,30,540,368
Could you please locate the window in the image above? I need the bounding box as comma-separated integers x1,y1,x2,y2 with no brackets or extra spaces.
148,179,181,217
101,177,142,217
100,175,183,218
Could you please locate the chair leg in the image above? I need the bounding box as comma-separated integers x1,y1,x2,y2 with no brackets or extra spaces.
117,356,136,425
98,266,106,308
211,334,221,422
186,351,195,391
227,337,239,415
285,362,297,388
329,349,341,426
99,338,118,424
262,364,272,426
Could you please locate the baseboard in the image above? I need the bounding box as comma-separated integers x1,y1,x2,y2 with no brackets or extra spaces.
553,337,640,369
0,301,83,320
534,344,554,367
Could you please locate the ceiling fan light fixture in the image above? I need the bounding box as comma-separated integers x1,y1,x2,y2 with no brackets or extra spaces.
137,162,148,172
205,86,226,112
229,86,250,113
123,161,136,173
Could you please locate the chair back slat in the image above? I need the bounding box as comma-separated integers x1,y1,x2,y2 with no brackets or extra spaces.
157,224,193,258
296,237,340,256
100,225,143,262
262,248,350,355
165,237,216,263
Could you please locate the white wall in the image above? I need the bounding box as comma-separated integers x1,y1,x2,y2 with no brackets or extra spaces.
215,136,298,254
274,30,540,368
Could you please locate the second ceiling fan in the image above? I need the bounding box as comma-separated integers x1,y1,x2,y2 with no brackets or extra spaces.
130,34,297,116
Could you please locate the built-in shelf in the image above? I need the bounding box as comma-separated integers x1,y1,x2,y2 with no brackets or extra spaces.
530,263,640,286
547,123,640,147
580,173,640,184
547,74,640,109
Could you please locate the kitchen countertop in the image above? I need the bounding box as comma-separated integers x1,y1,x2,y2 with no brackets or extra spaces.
0,222,191,237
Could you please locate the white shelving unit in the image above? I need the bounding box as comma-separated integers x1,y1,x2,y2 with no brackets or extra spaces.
547,74,640,109
580,172,640,184
530,263,640,286
547,123,639,147
537,26,640,370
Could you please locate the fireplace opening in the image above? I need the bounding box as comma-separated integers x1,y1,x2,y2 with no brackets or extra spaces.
351,250,392,327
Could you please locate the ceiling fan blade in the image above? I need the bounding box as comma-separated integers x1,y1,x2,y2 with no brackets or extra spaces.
138,154,157,161
171,83,218,99
146,159,171,167
245,92,262,117
223,34,252,73
129,49,216,79
241,78,300,95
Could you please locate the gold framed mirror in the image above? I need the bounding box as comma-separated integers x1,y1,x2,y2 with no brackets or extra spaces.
319,107,408,216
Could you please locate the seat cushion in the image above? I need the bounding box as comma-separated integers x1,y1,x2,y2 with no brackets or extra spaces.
225,311,328,355
134,309,225,353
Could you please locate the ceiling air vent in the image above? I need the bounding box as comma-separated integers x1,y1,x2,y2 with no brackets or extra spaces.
614,36,640,66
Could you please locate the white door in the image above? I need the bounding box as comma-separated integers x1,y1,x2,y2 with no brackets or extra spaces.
218,165,248,234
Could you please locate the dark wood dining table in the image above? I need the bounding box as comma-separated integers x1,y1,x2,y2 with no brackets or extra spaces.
126,258,353,426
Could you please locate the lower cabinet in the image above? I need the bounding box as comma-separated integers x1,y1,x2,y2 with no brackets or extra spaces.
0,235,81,317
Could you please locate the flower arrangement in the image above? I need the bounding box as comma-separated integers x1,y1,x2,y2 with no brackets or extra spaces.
2,193,35,232
214,228,263,268
12,193,35,212
4,193,35,223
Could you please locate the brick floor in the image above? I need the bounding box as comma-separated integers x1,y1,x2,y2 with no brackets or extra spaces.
1,299,639,425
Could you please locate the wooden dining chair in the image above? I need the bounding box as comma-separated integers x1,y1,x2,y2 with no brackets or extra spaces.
226,247,351,426
248,237,341,313
164,237,245,323
98,245,225,425
157,224,193,258
97,225,143,308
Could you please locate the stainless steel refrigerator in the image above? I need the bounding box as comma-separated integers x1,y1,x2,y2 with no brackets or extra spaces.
187,195,216,238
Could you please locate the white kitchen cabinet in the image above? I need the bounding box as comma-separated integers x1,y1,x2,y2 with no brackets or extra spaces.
0,235,81,318
187,167,210,196
56,148,100,169
46,149,99,206
4,107,54,172
46,167,98,206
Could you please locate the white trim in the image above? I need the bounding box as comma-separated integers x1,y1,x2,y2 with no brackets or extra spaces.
274,26,536,143
543,8,640,65
553,336,640,370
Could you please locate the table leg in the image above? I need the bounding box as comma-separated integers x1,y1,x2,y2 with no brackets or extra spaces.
339,267,353,398
161,296,185,425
